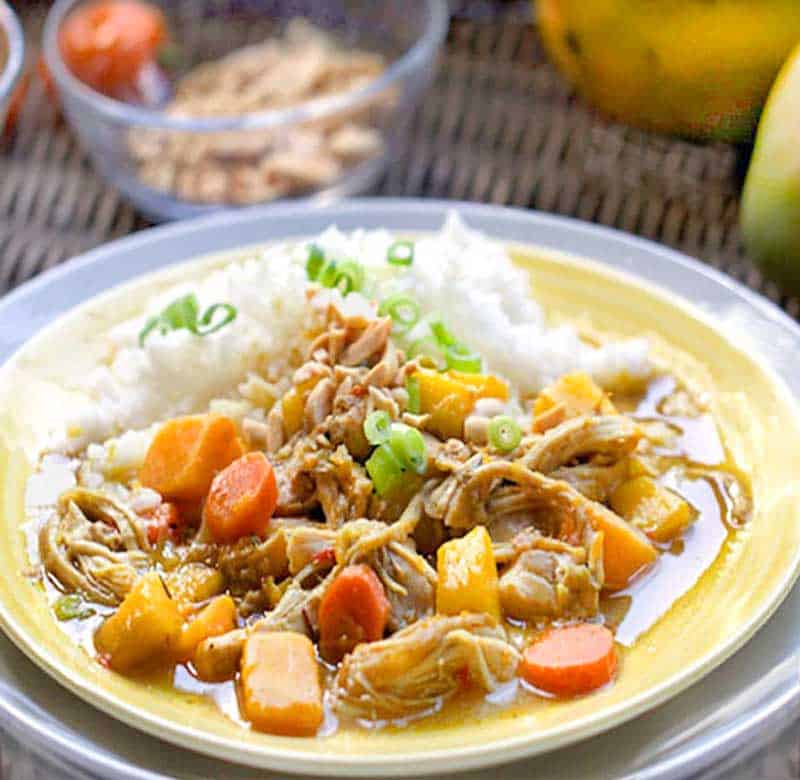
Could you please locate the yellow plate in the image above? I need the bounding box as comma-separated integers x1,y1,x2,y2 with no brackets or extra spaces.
0,238,798,776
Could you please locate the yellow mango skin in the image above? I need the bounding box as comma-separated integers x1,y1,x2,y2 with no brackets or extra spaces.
741,41,800,294
611,476,695,543
436,526,501,620
94,572,184,672
537,0,800,141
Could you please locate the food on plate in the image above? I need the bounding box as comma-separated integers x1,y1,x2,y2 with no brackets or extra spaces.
537,0,800,141
741,38,800,295
128,19,388,205
25,214,751,737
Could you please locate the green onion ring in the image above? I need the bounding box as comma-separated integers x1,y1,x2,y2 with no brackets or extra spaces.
488,415,522,452
305,244,325,281
445,341,482,373
430,318,456,347
387,240,415,266
334,260,365,295
197,303,238,336
364,410,392,445
379,293,421,332
405,376,421,414
366,442,406,497
388,423,428,475
317,259,339,288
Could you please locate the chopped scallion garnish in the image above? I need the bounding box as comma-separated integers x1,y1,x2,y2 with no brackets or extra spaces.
305,244,325,280
488,415,522,452
388,423,427,475
366,442,406,497
364,410,392,445
54,593,95,622
406,376,421,414
430,318,456,347
318,259,339,288
334,260,365,295
387,240,415,266
138,293,238,347
379,293,421,333
445,341,482,373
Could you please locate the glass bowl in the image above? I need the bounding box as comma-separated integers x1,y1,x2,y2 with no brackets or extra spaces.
43,0,447,222
0,0,24,132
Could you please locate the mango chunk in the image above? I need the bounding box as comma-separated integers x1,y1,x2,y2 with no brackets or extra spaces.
611,476,695,543
436,526,501,620
532,372,616,427
589,505,659,591
176,595,236,663
94,572,183,672
164,563,225,608
240,632,323,736
415,368,508,440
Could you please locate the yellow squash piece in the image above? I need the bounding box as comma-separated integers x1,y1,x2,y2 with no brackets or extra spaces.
240,632,323,736
611,476,695,543
94,572,183,672
415,368,509,440
436,526,501,620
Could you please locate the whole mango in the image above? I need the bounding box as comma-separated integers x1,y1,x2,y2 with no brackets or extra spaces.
741,40,800,294
537,0,800,142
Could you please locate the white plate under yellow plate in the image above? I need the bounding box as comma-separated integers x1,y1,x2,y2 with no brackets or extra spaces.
0,201,798,777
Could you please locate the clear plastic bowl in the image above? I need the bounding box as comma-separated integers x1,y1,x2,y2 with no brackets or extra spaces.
0,0,24,132
43,0,447,222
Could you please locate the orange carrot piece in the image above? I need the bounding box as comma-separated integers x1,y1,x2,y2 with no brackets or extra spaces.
240,632,323,736
59,0,167,96
139,414,243,503
520,624,617,697
175,595,236,663
202,452,278,544
318,564,390,662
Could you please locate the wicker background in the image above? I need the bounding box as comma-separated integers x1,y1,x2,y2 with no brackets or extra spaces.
1,2,800,778
4,1,799,318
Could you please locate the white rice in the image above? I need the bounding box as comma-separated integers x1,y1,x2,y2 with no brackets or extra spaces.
60,212,651,452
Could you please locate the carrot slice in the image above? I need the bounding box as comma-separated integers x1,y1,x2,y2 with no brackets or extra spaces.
202,452,278,544
240,632,323,736
139,414,243,503
318,564,390,662
59,0,167,96
520,624,617,697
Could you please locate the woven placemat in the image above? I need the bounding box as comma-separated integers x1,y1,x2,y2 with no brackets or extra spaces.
4,2,798,319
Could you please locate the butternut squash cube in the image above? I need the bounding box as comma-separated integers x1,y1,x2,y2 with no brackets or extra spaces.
240,632,323,736
611,476,695,543
436,526,501,620
94,572,183,672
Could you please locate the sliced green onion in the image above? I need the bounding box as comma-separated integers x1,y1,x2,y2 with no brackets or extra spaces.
430,318,456,347
138,293,238,346
366,442,406,497
305,244,325,280
405,375,421,414
408,338,447,371
379,293,421,332
387,240,415,266
364,410,392,445
54,594,95,622
317,259,339,288
488,415,522,452
445,341,482,373
197,303,237,336
334,260,365,295
388,423,427,475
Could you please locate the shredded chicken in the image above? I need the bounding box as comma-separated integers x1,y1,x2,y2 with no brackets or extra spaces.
333,613,520,721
